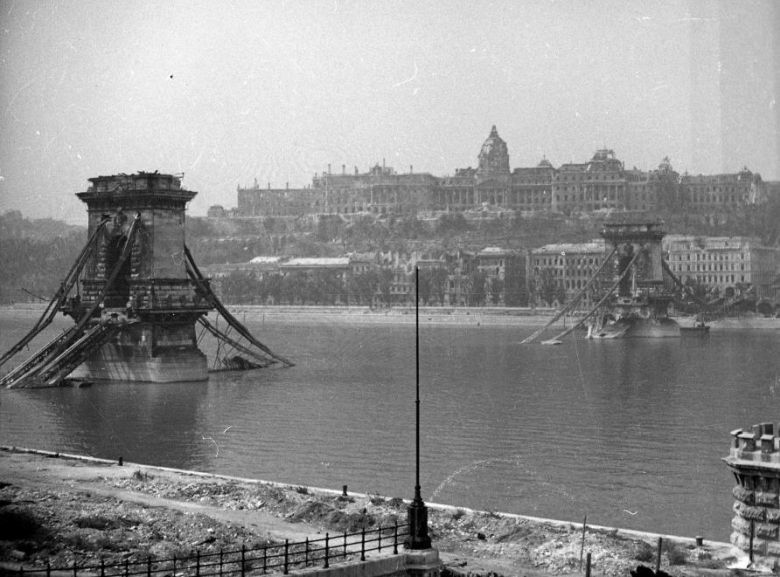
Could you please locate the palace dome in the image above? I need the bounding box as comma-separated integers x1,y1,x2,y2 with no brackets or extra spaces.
478,125,510,174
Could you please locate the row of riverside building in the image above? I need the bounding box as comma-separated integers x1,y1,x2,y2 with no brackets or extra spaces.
210,126,776,220
202,235,780,309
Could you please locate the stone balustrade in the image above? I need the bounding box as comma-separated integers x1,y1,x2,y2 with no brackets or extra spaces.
728,423,780,464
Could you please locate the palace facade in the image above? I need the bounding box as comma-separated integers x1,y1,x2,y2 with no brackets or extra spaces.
228,126,769,219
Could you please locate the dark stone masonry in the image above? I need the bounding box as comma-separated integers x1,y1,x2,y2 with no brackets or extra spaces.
724,422,780,565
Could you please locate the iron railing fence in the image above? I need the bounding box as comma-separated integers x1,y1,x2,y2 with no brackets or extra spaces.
12,523,409,577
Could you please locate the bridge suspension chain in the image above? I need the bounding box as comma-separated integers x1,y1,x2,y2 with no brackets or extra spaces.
3,215,141,388
0,216,111,371
541,248,643,345
521,245,618,345
184,244,294,368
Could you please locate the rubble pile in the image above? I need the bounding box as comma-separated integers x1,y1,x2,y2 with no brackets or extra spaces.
0,455,742,576
0,483,269,567
109,474,403,530
428,510,717,577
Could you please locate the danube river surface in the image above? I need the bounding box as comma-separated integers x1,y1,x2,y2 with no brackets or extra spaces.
1,310,779,542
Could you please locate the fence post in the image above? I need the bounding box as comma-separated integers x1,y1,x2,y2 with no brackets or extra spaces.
324,533,330,569
47,561,51,577
241,545,246,577
343,531,348,559
219,549,224,577
147,556,152,577
196,550,201,577
750,520,755,564
263,544,267,574
173,556,177,577
585,552,591,577
378,525,382,551
124,559,129,577
655,536,663,572
18,566,23,577
361,528,366,561
305,538,309,566
284,539,289,575
73,561,77,577
101,558,105,577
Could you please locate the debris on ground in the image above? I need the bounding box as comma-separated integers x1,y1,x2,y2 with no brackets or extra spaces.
0,451,744,577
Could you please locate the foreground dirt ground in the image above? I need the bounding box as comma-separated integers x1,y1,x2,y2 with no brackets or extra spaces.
0,449,750,577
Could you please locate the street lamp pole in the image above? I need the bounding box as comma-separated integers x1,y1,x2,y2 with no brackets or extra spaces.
406,265,431,549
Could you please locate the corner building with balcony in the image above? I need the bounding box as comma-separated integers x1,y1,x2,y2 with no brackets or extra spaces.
664,235,779,301
531,241,606,307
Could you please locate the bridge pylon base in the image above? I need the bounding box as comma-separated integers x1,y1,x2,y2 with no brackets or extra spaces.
69,319,208,383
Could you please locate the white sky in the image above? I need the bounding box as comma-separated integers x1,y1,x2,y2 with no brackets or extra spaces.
0,0,777,222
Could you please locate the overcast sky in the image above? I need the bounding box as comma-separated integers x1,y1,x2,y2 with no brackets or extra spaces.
1,0,778,223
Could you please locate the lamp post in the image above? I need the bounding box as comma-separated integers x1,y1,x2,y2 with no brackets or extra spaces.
406,266,431,549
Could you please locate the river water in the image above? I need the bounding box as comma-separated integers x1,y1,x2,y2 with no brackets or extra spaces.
1,310,779,542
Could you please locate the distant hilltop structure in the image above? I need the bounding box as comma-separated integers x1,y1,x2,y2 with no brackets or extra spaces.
211,126,771,220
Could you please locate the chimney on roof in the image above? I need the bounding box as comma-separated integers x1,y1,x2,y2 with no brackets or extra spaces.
342,164,346,175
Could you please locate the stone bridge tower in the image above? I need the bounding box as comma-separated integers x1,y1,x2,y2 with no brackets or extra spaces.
600,215,669,303
70,172,213,382
589,213,679,337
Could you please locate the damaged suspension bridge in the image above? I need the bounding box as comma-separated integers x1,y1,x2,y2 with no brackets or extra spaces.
0,172,292,389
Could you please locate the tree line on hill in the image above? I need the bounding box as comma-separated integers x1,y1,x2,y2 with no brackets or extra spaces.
188,202,780,267
0,211,85,304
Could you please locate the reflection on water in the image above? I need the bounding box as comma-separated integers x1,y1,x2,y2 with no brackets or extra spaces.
1,311,779,541
3,382,213,469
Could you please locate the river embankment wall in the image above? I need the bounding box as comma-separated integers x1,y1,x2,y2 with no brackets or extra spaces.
3,303,777,330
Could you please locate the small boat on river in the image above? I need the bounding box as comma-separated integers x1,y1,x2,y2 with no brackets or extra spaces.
679,318,710,335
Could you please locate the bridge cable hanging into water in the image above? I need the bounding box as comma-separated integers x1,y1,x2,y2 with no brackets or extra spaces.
540,248,642,345
1,215,142,388
520,246,617,345
661,259,711,309
196,317,276,370
661,258,752,318
183,245,294,368
0,216,111,371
